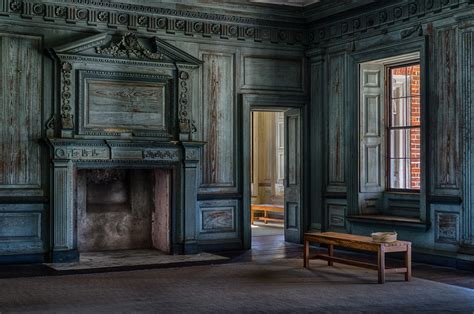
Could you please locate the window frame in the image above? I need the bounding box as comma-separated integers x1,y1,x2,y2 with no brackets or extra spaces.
384,61,421,193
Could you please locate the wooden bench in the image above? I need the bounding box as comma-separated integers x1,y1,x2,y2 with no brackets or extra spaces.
251,204,284,224
303,232,411,284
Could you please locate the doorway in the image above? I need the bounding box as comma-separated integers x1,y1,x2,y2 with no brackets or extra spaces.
250,111,286,239
242,95,305,250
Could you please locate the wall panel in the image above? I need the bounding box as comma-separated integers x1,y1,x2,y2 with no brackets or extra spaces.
326,53,347,193
200,51,237,193
197,199,239,241
0,34,43,194
242,56,304,93
430,27,461,196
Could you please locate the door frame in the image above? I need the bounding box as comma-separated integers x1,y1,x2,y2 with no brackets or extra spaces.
241,94,308,249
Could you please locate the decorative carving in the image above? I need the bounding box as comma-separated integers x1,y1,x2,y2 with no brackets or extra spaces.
14,0,302,45
32,3,43,15
46,115,56,138
401,24,422,38
55,6,65,17
143,149,179,160
96,32,163,60
54,147,109,160
61,62,74,129
76,8,87,20
353,18,361,29
178,70,197,134
9,0,21,12
307,0,460,46
185,149,199,160
97,11,108,21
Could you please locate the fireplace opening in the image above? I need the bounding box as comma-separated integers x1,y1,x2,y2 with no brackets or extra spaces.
76,169,171,253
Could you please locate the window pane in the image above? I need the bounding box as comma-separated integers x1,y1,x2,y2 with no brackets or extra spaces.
391,67,407,99
406,65,420,97
390,97,421,127
389,158,420,190
388,128,421,190
390,98,407,127
389,129,411,159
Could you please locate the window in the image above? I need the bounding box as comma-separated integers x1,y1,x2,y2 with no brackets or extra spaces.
387,64,421,191
359,52,422,213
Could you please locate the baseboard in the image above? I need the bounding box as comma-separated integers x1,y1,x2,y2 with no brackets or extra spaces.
0,253,46,265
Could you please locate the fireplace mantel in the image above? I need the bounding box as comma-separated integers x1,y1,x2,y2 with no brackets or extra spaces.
45,32,205,262
48,138,204,262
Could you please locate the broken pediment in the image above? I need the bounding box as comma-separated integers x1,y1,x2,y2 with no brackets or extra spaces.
51,32,202,66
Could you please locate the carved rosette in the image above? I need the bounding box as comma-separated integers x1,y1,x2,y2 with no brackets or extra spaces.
178,69,197,135
61,62,74,130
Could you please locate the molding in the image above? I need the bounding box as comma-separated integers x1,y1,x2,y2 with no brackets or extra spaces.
1,0,306,46
307,0,470,47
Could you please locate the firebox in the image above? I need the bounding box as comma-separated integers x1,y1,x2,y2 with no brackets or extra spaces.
76,169,171,253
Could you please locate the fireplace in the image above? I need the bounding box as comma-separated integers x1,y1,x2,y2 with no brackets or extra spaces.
47,32,204,262
76,169,171,253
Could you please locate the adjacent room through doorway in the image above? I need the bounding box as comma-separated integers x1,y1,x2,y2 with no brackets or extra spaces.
250,111,285,241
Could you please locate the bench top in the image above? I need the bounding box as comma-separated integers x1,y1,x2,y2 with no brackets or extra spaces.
304,232,411,248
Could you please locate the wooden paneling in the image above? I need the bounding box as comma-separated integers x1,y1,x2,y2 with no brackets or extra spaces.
461,29,474,247
198,200,239,241
0,212,41,239
309,59,324,229
430,27,460,195
0,34,42,191
242,56,304,92
326,53,346,192
200,51,237,193
85,80,166,130
435,211,459,244
327,203,346,229
359,63,384,193
0,204,45,253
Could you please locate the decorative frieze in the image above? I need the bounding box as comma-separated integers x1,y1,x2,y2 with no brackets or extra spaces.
54,147,110,160
143,149,180,161
2,0,305,46
308,0,467,46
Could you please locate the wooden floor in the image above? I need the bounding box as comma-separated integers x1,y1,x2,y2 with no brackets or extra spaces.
222,234,474,290
0,234,473,291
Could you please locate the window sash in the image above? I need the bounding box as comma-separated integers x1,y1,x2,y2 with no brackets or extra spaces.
386,63,421,192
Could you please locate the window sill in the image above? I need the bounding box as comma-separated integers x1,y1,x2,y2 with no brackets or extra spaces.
347,214,429,230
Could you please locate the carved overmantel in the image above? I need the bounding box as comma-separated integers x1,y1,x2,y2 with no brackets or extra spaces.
49,32,202,140
46,33,205,262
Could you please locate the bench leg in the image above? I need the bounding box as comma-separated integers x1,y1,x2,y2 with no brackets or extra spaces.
405,245,412,281
328,244,334,266
304,240,309,268
378,247,385,284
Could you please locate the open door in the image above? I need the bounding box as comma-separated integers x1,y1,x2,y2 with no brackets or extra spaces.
284,108,303,243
